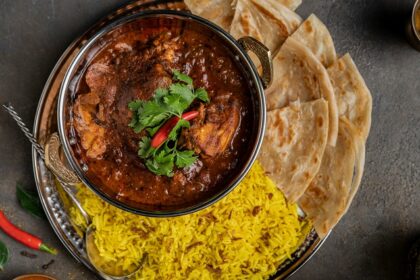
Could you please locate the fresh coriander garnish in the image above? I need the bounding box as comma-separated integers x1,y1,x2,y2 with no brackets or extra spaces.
128,70,209,177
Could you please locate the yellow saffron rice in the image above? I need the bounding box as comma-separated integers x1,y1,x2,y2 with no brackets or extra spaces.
69,161,310,279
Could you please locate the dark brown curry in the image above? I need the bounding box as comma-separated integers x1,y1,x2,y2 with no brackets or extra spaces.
68,17,254,209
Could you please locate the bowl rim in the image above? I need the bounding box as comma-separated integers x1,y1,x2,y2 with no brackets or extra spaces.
13,274,57,280
57,9,267,217
412,0,420,40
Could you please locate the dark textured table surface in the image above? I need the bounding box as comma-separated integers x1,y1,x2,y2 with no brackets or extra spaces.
1,0,419,279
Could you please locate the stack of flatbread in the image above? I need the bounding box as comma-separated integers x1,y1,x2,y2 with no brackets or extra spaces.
184,1,372,238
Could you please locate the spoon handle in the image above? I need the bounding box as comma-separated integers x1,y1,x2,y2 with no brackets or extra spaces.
2,103,46,161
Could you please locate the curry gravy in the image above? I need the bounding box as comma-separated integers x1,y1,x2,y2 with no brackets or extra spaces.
68,17,254,210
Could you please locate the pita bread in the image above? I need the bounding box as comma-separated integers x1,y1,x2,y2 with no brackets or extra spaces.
299,117,365,238
229,0,302,54
184,0,235,30
278,0,302,11
265,37,338,146
258,99,329,203
327,54,372,140
291,14,337,67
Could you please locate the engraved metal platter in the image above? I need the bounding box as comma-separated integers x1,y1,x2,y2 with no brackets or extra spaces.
31,0,328,278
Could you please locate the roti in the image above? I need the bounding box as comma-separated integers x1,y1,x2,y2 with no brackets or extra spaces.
327,54,372,139
229,0,302,54
186,0,372,242
265,37,339,146
184,0,235,30
278,0,302,11
258,99,329,203
291,14,337,67
299,117,365,238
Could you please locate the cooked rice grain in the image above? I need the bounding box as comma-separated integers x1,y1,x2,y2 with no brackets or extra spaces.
70,161,309,279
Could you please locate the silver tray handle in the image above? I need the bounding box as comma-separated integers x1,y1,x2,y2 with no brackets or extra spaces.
45,133,91,226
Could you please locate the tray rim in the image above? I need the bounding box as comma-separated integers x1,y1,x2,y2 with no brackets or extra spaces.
31,1,329,279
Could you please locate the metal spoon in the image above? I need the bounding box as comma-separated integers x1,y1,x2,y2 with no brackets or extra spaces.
2,103,145,280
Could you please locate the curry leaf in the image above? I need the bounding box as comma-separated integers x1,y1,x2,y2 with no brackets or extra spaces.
0,240,9,271
16,183,46,220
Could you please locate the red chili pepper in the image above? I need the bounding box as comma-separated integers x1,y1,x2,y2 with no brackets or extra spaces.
0,210,57,255
151,110,199,148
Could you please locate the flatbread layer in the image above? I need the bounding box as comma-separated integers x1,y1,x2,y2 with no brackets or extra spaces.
299,117,365,238
291,14,337,67
184,0,235,30
230,0,302,54
327,53,372,140
265,37,338,145
278,0,302,11
258,99,329,203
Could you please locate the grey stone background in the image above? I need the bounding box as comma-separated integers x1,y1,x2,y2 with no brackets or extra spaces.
0,0,419,279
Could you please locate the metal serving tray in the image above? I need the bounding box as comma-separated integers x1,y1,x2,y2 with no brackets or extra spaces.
31,1,328,279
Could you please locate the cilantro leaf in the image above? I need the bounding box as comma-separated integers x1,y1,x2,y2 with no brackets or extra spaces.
128,70,208,177
169,83,195,105
128,114,139,129
175,150,197,168
173,70,193,86
138,101,170,131
163,95,186,116
128,100,142,129
147,122,164,136
154,88,169,101
195,88,210,103
128,100,143,111
168,119,190,141
138,136,154,159
132,123,144,134
163,140,176,152
146,150,175,177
